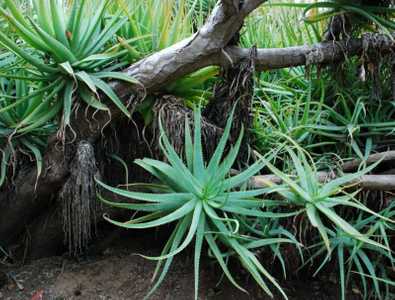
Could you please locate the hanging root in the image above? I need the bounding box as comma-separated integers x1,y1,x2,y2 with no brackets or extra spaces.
324,14,352,42
360,33,395,101
60,141,100,257
204,46,257,163
305,47,326,79
152,96,223,160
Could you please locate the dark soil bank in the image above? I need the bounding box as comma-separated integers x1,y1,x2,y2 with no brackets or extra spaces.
0,231,361,300
0,253,360,300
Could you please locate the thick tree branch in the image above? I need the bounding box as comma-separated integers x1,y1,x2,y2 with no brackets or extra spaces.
250,173,395,191
119,35,395,95
226,40,364,70
116,0,262,95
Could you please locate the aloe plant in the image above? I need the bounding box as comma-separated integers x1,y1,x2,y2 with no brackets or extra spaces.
115,0,193,57
259,147,393,254
97,107,301,300
252,80,327,152
0,0,138,133
0,70,56,187
305,203,395,300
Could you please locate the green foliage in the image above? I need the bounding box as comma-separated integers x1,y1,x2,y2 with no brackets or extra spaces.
269,1,395,34
0,0,217,127
0,64,56,186
186,0,217,26
258,147,395,299
114,0,218,106
0,0,217,187
97,107,299,300
252,78,327,153
306,204,395,300
166,66,219,106
242,4,327,153
243,4,322,49
245,4,395,161
260,147,391,253
0,0,140,129
243,5,395,297
114,0,193,58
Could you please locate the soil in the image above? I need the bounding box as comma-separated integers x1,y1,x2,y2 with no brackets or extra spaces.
0,228,361,300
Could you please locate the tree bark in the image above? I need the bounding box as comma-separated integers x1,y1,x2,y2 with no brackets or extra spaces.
342,151,395,172
250,173,395,191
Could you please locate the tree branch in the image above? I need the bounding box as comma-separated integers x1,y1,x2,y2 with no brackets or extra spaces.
117,0,258,94
250,173,395,191
225,39,364,70
342,151,395,172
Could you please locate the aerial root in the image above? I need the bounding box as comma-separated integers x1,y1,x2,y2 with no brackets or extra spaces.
152,96,223,160
60,140,100,257
204,46,256,164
